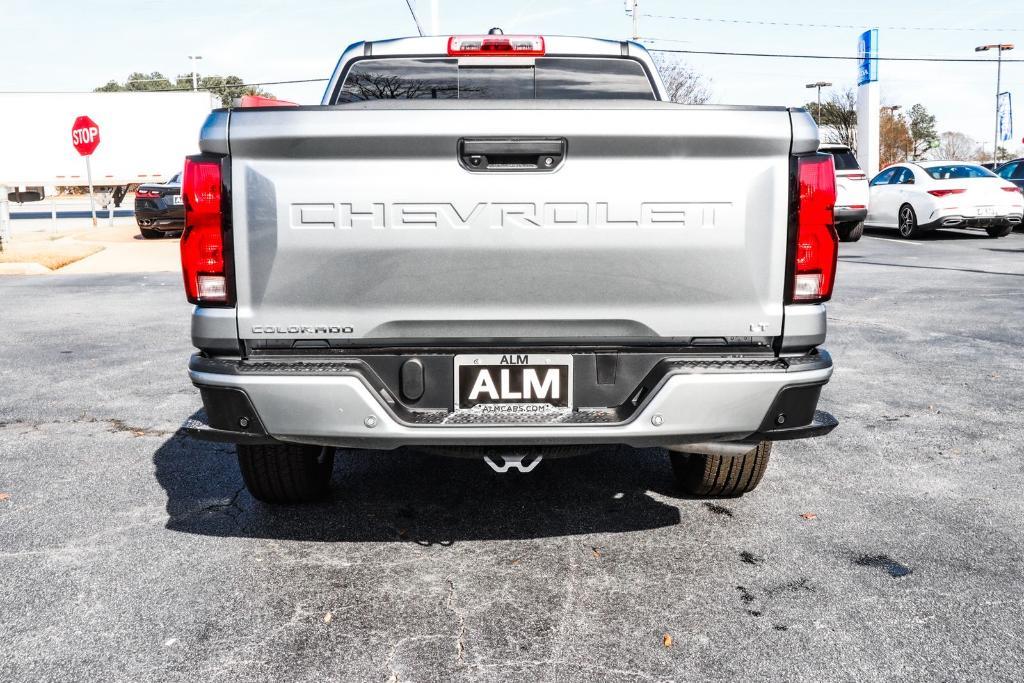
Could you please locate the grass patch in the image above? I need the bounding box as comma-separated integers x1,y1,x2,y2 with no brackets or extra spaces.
0,241,104,270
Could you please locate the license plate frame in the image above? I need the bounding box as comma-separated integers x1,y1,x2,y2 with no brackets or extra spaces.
977,206,996,217
454,353,573,412
172,194,183,205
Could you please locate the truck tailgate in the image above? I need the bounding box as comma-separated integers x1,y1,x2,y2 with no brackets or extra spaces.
226,102,807,345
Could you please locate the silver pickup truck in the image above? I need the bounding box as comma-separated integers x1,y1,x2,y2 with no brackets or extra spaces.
181,32,839,504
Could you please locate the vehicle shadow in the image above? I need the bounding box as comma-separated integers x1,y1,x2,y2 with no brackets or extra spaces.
153,418,684,543
132,233,182,241
863,226,993,241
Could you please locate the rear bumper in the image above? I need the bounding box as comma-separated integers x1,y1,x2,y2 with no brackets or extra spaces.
187,351,836,450
834,206,867,223
135,202,184,227
921,213,1022,231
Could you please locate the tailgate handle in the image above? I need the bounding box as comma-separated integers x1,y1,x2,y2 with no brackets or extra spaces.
459,138,565,172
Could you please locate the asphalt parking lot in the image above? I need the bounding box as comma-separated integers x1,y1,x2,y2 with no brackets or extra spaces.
2,227,1023,681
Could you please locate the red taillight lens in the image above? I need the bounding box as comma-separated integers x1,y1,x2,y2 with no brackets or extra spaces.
1002,186,1023,194
136,189,158,198
447,35,545,56
792,154,838,303
181,157,230,305
927,189,966,197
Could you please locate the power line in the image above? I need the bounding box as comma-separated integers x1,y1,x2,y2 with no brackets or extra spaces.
1,78,329,95
641,13,1024,33
7,42,1024,96
645,46,1024,64
404,0,425,37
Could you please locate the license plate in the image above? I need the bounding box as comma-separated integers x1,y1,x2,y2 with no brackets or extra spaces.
172,195,183,205
455,353,572,411
977,206,996,216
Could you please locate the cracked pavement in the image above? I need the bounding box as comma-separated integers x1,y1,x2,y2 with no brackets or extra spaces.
2,228,1024,681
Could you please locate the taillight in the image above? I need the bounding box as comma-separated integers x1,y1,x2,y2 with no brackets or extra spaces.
1002,186,1023,194
447,35,545,56
927,189,966,197
181,157,230,305
136,189,159,198
792,154,838,303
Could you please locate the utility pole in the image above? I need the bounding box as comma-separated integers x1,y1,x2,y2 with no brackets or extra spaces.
188,55,203,92
805,81,832,124
975,43,1014,164
625,1,639,40
405,0,425,37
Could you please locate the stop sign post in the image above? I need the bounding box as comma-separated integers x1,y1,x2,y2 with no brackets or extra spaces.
71,116,101,226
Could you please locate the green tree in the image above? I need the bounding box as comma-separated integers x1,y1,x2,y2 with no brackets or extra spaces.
95,72,272,107
193,75,273,107
95,71,174,92
907,103,938,160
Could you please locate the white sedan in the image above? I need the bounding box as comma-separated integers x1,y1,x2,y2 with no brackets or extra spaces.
866,161,1023,239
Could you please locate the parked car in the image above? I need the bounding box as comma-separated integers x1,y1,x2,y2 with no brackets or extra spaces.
866,161,1023,238
996,158,1024,191
134,173,183,238
820,143,868,242
180,32,839,504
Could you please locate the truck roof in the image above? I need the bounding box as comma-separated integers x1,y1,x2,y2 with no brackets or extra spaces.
321,34,668,104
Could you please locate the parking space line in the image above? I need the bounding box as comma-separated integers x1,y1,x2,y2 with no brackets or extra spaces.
863,235,922,246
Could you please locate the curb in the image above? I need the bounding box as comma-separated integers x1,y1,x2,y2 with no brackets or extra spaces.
0,262,53,275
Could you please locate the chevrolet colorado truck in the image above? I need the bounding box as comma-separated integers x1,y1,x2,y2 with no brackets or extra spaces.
181,32,839,504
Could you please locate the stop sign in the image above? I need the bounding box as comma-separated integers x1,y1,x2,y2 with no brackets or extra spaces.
71,116,101,156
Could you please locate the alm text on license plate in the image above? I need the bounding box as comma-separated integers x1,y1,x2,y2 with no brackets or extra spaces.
454,353,572,413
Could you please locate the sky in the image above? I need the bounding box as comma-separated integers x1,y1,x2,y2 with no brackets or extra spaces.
1,0,1022,153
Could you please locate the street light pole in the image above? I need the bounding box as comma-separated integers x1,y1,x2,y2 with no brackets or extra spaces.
188,55,203,92
624,1,639,40
806,82,832,124
976,43,1014,164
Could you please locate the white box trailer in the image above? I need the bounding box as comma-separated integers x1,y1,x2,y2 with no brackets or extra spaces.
0,91,215,187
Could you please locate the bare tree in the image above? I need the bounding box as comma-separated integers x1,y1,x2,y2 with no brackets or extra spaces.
806,88,858,151
937,131,979,161
653,55,713,104
338,72,444,101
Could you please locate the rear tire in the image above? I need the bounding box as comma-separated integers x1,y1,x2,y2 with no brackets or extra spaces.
897,205,920,239
986,224,1013,238
237,443,335,504
669,442,772,497
836,221,864,242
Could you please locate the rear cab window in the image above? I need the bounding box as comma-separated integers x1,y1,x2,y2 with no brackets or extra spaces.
334,57,657,103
